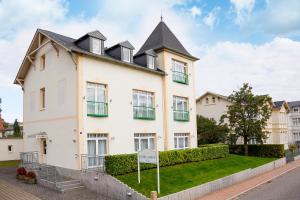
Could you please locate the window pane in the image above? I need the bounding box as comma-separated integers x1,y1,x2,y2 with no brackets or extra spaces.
149,138,155,150
98,140,107,155
184,137,189,148
92,38,101,54
88,140,96,155
134,139,139,152
174,138,177,149
123,48,130,62
178,138,184,149
141,138,148,150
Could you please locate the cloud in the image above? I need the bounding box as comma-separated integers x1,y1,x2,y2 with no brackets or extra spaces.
203,7,221,29
196,37,300,101
190,6,201,17
230,0,255,25
247,0,300,35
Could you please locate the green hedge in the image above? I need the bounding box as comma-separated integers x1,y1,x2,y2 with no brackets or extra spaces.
229,144,284,158
105,144,229,176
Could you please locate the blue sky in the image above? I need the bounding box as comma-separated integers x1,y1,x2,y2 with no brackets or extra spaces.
0,0,300,122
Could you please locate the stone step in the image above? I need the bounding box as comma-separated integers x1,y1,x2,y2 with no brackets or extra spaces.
56,182,85,192
56,180,81,187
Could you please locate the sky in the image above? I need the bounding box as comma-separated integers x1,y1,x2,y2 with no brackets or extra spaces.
0,0,300,122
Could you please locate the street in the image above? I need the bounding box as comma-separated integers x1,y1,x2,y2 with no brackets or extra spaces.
235,166,300,200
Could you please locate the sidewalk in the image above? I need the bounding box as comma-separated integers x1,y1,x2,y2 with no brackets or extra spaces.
0,179,41,200
198,159,300,200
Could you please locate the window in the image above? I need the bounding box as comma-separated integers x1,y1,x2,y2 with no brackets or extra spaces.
173,96,189,121
86,83,108,117
212,97,216,103
249,137,257,144
172,60,188,84
91,38,102,54
40,88,45,110
122,47,131,62
134,133,155,152
148,55,155,69
133,90,155,119
293,132,300,142
40,55,46,71
174,133,189,149
57,79,66,105
292,118,300,126
206,98,209,104
87,133,107,167
8,145,13,153
293,107,299,113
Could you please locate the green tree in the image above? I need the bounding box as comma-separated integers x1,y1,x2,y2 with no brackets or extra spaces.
197,115,229,145
13,119,22,137
221,83,272,155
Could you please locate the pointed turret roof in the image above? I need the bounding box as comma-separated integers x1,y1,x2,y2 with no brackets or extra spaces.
135,21,198,60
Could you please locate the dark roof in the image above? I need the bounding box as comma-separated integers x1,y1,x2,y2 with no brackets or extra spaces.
37,29,165,75
106,40,135,50
288,101,300,108
273,101,285,109
135,21,198,60
76,30,107,42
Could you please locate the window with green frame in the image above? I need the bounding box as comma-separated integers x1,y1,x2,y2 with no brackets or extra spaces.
173,96,189,121
133,90,155,120
86,83,108,117
172,60,188,84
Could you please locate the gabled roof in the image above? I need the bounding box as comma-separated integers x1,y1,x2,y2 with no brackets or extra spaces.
196,91,229,102
272,100,289,111
288,101,300,108
135,21,198,61
106,40,135,51
75,30,107,42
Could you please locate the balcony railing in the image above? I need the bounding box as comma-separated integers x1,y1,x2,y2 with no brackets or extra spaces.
172,71,188,84
20,151,38,166
173,110,189,121
81,154,105,171
87,101,108,117
133,106,155,120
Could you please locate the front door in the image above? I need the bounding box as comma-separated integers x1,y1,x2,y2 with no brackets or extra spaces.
40,139,47,164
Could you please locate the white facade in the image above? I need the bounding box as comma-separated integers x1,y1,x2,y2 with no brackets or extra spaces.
0,138,24,161
15,24,198,170
288,102,300,144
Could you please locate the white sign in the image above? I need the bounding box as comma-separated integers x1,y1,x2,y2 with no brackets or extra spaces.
137,149,160,193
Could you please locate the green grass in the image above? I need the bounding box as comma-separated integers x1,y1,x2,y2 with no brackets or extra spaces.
0,160,20,167
117,154,276,197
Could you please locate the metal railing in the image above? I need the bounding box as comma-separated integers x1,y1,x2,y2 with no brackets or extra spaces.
172,71,188,84
87,101,108,117
133,106,155,120
173,110,189,121
81,154,105,171
38,164,58,183
20,151,38,165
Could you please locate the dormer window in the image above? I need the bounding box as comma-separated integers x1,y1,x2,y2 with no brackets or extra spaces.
91,38,102,55
147,55,155,69
122,47,131,62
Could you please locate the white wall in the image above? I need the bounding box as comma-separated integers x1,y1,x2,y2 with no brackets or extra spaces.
0,139,24,161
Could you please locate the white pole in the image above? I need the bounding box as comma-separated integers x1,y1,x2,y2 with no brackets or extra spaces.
138,152,140,184
157,150,160,194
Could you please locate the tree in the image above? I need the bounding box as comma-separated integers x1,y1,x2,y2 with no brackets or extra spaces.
197,115,229,145
13,119,22,137
221,83,272,155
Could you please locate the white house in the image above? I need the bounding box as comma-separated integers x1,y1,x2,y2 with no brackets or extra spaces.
288,101,300,144
14,20,199,170
196,92,290,148
0,138,24,161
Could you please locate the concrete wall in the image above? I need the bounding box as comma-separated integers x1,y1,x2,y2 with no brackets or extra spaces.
23,43,78,169
158,157,286,200
0,138,23,161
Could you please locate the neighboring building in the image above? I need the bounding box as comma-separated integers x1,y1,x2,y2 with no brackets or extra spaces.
196,92,290,148
0,138,24,161
288,101,300,144
14,20,198,170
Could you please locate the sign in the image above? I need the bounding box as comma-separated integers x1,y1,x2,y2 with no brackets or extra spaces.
137,149,160,193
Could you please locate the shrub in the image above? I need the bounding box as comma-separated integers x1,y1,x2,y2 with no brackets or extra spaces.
105,144,229,176
26,171,36,179
16,167,26,175
229,144,284,158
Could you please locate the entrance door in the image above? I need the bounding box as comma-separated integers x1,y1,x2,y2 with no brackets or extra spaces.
40,139,47,164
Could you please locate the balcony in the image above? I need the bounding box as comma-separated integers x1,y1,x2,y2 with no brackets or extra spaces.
87,101,108,117
172,71,188,85
173,110,189,121
133,106,155,120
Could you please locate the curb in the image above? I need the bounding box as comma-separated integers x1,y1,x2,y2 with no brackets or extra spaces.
227,163,300,200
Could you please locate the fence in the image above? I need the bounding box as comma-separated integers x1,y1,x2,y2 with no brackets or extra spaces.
81,154,105,172
20,151,38,165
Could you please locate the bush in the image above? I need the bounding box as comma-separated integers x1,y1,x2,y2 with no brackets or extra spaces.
105,145,229,176
229,144,284,158
16,167,26,175
26,171,36,179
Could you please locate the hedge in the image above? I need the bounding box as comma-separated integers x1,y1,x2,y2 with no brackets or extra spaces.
105,144,229,176
229,144,284,158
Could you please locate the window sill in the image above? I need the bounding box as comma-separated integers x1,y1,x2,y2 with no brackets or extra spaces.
174,119,190,122
87,114,108,117
173,80,188,85
134,116,155,120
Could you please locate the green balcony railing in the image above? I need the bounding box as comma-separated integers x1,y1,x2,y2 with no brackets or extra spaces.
173,71,188,84
87,101,108,117
133,106,155,120
173,110,189,121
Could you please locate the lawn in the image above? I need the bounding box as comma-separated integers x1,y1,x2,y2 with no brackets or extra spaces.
117,154,276,197
0,160,20,167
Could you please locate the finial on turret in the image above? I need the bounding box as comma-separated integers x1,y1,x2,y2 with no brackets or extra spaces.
160,10,163,21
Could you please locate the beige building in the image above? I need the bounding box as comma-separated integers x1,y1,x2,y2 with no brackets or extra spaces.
15,20,198,170
196,92,290,148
